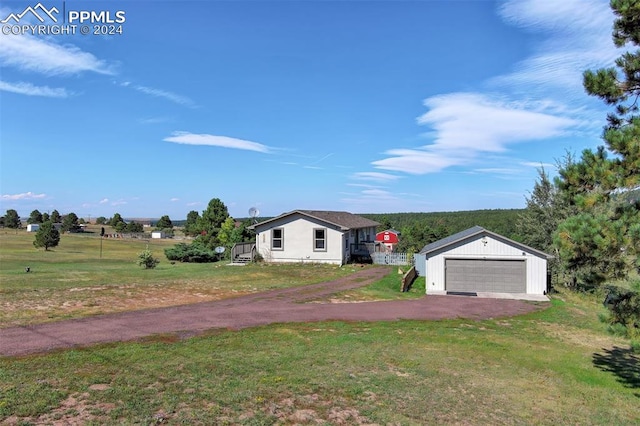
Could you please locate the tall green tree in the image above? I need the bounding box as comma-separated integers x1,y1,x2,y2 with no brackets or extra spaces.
109,213,125,228
42,212,50,222
50,210,61,223
33,221,60,251
193,198,230,248
218,217,251,253
554,0,640,289
518,165,576,281
62,213,81,233
155,215,173,229
27,209,43,224
184,210,200,236
582,0,640,191
199,198,229,233
4,209,21,229
125,222,144,233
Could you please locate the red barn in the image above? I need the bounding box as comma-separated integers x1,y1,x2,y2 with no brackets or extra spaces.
375,229,400,252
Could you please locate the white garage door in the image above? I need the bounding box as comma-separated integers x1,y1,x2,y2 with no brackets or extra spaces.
445,259,526,293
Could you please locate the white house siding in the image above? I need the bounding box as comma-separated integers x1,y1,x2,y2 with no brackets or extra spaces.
255,214,346,265
425,235,548,295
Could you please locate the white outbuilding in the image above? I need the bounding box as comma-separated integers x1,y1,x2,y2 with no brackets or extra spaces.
26,224,40,232
151,231,166,239
419,226,552,296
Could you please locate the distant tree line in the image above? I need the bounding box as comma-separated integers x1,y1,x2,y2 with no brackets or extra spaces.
1,208,171,251
362,209,524,254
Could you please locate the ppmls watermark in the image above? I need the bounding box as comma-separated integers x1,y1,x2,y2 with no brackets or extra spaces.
1,2,126,36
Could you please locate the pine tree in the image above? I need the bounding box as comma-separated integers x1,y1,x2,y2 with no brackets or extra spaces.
33,221,60,251
155,215,173,229
62,212,81,233
184,210,200,236
27,209,43,224
3,209,21,229
555,0,640,288
50,210,61,223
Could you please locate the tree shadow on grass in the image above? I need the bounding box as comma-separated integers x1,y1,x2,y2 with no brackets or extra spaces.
593,346,640,397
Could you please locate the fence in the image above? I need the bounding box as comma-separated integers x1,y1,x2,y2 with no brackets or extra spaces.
371,252,413,266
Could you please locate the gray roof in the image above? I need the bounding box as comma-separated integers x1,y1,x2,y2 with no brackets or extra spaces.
249,210,379,231
378,229,401,235
419,225,552,259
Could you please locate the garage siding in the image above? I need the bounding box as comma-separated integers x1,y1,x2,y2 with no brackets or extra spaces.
423,233,549,295
445,259,526,293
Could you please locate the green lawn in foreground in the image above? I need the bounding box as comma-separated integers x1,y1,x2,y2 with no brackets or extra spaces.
1,290,638,425
1,229,638,424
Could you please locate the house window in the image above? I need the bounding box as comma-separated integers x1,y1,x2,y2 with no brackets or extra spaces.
271,228,283,250
314,228,326,251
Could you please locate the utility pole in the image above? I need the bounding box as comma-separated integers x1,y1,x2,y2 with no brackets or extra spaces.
100,227,105,258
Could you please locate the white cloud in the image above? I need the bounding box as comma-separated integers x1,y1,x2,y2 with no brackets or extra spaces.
1,191,46,200
357,0,611,183
417,93,577,152
360,189,397,200
164,132,272,153
498,0,611,34
0,80,69,97
347,183,384,189
495,0,616,98
472,168,521,175
372,147,465,175
0,34,114,75
130,84,196,107
170,198,179,202
99,198,109,204
139,116,174,124
520,161,555,169
372,93,576,175
351,172,401,182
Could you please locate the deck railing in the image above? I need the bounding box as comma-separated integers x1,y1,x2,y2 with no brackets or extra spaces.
231,242,256,262
371,252,414,266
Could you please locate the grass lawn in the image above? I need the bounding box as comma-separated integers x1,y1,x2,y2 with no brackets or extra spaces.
1,229,638,425
1,229,393,327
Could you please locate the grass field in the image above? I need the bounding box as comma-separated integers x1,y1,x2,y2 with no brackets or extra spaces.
1,229,404,328
1,229,638,425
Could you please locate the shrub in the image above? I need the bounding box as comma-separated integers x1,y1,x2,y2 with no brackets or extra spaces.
137,248,160,269
164,243,218,263
603,283,640,339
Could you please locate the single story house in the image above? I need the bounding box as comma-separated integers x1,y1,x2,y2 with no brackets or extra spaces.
248,210,380,265
375,229,400,252
419,226,552,296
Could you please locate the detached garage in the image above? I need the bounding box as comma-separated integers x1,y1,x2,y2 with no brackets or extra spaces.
419,226,552,296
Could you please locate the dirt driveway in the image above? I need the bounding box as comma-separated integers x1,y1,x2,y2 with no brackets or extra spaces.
0,267,546,357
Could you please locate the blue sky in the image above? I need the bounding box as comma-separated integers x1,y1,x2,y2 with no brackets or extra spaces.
0,0,619,220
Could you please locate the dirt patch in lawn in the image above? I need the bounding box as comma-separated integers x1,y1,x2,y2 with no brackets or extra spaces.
0,267,547,357
0,285,259,328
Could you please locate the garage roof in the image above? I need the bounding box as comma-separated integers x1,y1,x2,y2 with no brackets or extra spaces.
419,226,552,259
